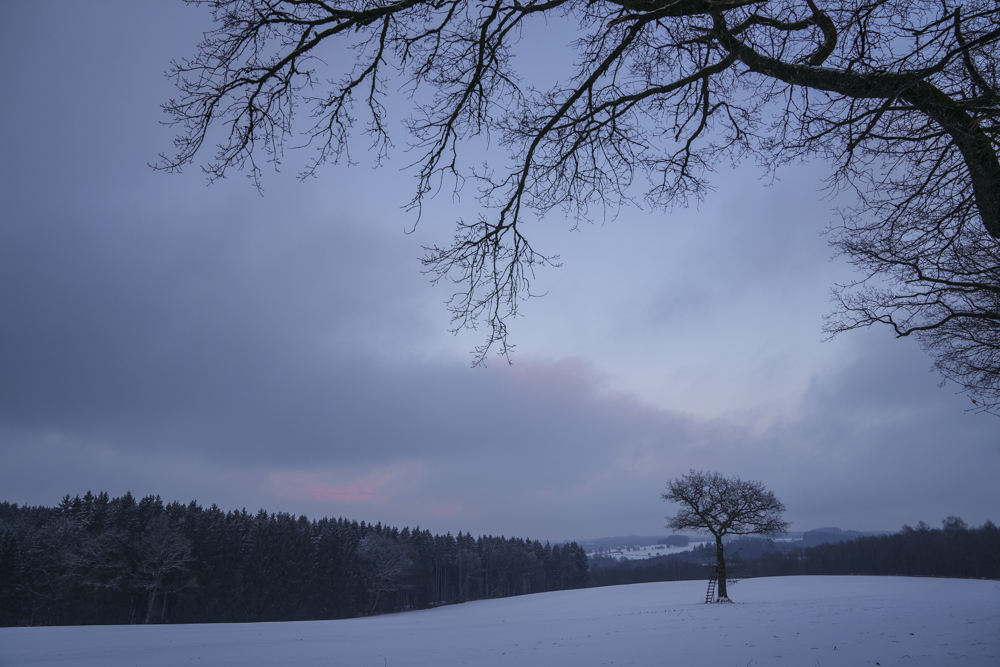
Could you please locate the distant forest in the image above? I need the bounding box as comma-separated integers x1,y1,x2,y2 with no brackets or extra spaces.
0,492,588,627
589,519,1000,587
3,493,995,628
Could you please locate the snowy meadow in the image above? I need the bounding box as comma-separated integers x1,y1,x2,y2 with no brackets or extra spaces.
2,576,997,667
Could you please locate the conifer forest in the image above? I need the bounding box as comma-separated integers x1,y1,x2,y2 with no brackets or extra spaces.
0,492,588,626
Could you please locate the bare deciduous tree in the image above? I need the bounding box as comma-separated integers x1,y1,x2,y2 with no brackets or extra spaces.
25,518,89,622
455,547,483,600
159,0,1000,406
663,469,788,600
356,533,413,613
133,516,196,623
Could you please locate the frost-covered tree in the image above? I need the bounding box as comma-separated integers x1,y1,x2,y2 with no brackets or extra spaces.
662,470,788,600
455,547,483,600
133,516,196,623
356,533,413,613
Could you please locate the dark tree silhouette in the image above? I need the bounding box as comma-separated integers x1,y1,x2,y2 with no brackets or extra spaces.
0,493,591,626
133,516,196,623
356,533,413,613
662,470,788,600
159,0,1000,405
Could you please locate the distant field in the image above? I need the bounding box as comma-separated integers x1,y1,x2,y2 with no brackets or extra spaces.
2,576,997,666
586,539,710,560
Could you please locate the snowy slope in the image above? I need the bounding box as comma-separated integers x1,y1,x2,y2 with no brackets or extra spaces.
2,576,997,666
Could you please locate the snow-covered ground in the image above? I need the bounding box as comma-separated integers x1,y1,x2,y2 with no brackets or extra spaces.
586,536,808,561
587,540,710,560
2,576,997,666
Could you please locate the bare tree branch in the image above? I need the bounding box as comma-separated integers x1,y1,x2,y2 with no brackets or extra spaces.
160,0,1000,406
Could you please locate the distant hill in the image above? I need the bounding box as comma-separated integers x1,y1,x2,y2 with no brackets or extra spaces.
582,528,892,552
579,535,709,550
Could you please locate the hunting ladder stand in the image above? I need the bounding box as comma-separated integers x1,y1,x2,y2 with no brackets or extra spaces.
705,565,719,603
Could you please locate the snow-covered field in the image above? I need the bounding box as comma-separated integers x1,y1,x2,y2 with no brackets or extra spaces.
2,576,997,666
586,540,710,560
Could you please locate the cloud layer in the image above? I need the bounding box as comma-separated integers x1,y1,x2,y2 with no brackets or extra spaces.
0,1,996,542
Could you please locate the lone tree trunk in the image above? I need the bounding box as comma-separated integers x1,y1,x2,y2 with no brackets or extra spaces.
713,535,729,601
144,586,159,625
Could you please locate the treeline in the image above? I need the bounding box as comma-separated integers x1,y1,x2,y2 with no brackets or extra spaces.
588,518,1000,587
0,491,588,627
587,553,707,586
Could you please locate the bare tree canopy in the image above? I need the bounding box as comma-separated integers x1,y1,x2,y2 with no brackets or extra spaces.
356,533,413,613
159,0,1000,406
663,469,788,600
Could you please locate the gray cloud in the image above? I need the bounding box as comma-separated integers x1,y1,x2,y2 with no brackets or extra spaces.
1,1,997,543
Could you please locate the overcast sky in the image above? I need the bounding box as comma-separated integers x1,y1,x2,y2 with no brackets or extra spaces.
1,1,997,542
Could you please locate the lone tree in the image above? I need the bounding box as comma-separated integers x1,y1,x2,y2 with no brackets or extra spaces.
159,0,1000,407
662,470,788,601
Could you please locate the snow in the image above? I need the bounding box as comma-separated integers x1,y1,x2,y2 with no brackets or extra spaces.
2,576,997,666
586,540,710,560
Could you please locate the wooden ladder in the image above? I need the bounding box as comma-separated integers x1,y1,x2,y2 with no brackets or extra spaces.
705,567,718,603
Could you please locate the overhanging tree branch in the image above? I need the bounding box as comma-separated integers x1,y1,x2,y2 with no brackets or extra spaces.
159,0,1000,407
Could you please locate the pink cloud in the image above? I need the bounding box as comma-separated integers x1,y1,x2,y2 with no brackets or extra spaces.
269,463,424,505
427,501,462,516
505,356,605,396
300,482,380,502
